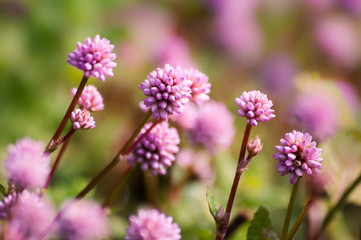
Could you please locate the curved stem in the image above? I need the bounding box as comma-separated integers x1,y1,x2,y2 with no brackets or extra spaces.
43,131,74,191
216,124,252,240
281,178,300,240
316,171,361,239
45,75,88,154
102,165,132,208
286,200,312,240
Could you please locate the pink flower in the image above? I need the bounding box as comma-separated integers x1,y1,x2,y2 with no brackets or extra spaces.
5,190,55,239
236,90,275,126
290,92,339,141
5,137,50,190
0,192,17,220
314,16,360,70
176,101,235,153
59,199,110,240
126,209,181,240
71,109,96,130
185,68,211,105
139,64,192,120
128,122,180,175
247,135,263,157
274,130,323,184
71,85,104,111
177,149,214,184
67,35,117,82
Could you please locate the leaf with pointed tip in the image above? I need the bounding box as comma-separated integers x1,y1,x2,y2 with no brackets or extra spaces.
206,187,218,220
247,206,278,240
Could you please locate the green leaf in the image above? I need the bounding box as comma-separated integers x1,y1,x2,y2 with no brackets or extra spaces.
0,184,7,197
206,187,218,220
247,206,278,240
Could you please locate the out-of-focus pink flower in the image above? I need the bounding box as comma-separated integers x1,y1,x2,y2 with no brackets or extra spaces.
260,54,298,97
139,64,192,120
126,209,181,240
156,35,196,69
303,0,335,13
71,85,104,112
71,109,96,130
176,101,235,153
314,16,360,70
5,190,55,239
5,137,50,190
128,122,180,175
59,199,110,240
213,0,262,63
340,0,361,16
236,90,275,126
67,35,117,82
290,92,339,141
185,68,211,105
274,130,323,184
177,149,214,184
0,192,17,219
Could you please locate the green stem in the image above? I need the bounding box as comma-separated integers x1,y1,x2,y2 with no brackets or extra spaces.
317,171,361,238
45,75,88,153
216,124,253,240
286,200,312,240
102,165,133,208
281,178,300,240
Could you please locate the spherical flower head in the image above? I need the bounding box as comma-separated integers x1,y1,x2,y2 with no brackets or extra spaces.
185,68,211,105
177,101,235,154
7,190,55,239
5,137,50,190
177,149,214,184
59,199,110,240
273,130,323,184
127,122,180,175
139,64,193,120
236,90,275,126
67,35,117,82
71,109,96,130
71,85,104,111
247,135,263,157
126,209,181,240
0,192,17,219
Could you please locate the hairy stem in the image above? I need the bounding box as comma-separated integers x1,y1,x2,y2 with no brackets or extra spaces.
216,123,252,240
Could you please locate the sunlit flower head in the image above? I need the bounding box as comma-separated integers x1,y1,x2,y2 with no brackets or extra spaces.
126,209,181,240
128,122,180,175
274,130,323,184
185,68,211,105
5,137,50,190
236,90,275,126
59,199,110,240
71,109,96,130
71,85,104,112
67,35,117,82
139,64,192,120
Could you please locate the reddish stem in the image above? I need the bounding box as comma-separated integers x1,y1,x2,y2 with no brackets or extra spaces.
216,124,252,240
45,75,88,153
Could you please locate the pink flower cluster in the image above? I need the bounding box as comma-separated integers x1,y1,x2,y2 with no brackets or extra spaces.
274,130,323,184
71,85,104,112
185,68,211,105
128,122,180,175
67,35,117,82
139,64,193,120
126,209,181,240
58,199,110,240
71,109,96,130
236,90,275,126
5,137,50,190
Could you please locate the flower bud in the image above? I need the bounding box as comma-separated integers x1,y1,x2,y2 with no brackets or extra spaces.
247,135,263,157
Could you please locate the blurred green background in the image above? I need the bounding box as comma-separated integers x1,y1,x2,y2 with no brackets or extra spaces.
1,0,361,239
